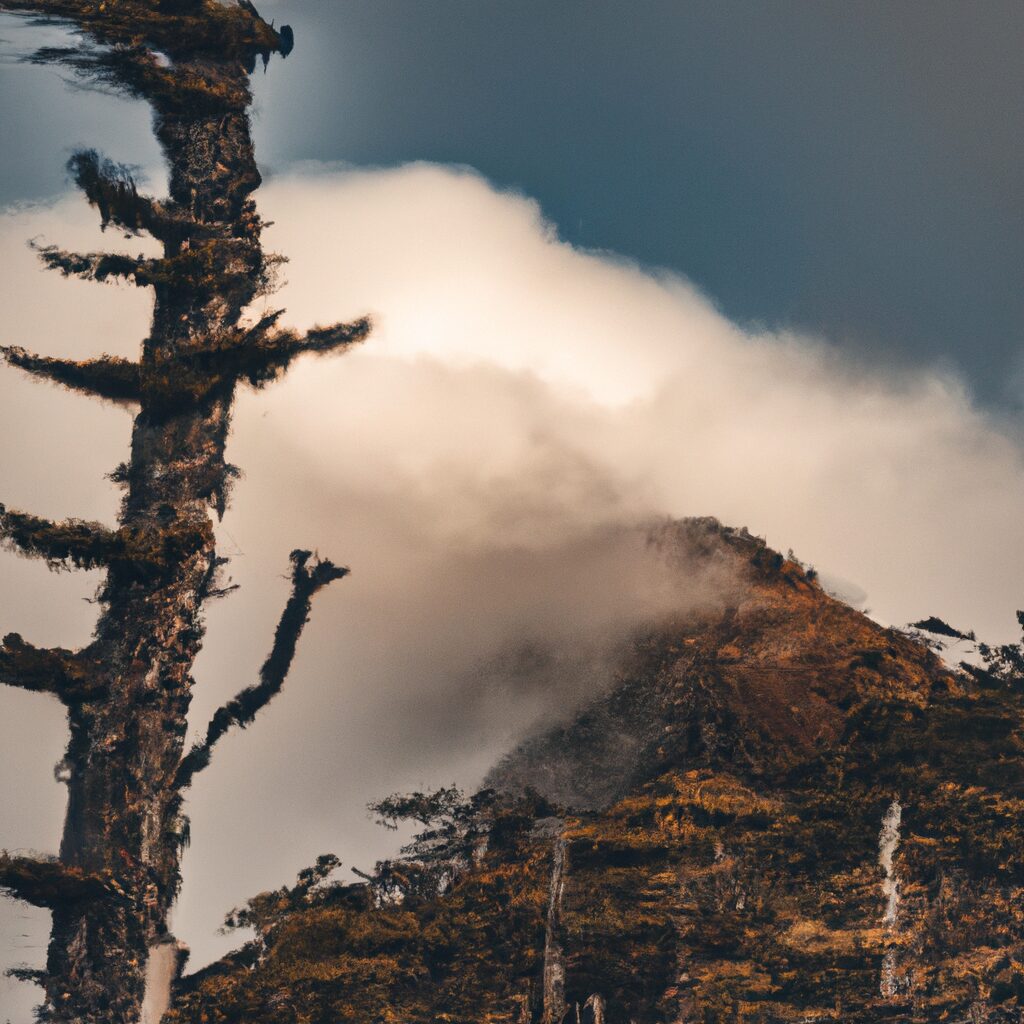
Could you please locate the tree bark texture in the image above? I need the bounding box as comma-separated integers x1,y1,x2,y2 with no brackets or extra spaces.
0,4,367,1020
542,833,569,1024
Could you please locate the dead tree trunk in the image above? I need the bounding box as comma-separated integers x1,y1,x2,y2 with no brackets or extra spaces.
584,994,606,1024
542,832,569,1024
0,3,368,1021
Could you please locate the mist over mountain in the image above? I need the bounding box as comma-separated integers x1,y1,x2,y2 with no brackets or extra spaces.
170,518,1024,1023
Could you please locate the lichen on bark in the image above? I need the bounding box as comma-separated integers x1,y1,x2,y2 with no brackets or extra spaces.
0,3,367,1020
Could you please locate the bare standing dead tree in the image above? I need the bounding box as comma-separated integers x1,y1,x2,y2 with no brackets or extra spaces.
0,2,369,1020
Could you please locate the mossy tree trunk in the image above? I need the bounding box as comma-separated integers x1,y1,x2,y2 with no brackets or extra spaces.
0,3,367,1021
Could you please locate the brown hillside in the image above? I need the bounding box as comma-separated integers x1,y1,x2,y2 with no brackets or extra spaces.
170,519,1024,1023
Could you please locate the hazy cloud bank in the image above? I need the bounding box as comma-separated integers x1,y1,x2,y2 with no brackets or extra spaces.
254,162,1024,636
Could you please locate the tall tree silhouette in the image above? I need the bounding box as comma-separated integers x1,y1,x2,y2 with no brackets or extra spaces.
0,3,369,1020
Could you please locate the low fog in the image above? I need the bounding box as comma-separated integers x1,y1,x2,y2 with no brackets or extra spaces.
2,163,1023,1008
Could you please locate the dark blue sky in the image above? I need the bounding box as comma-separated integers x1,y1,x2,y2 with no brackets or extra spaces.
1,1,1021,408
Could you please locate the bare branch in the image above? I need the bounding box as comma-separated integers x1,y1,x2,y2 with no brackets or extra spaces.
34,243,153,285
0,502,119,570
232,316,373,388
5,966,46,984
67,149,180,242
176,550,348,788
33,240,276,316
140,315,370,408
1,345,141,403
299,320,375,355
0,498,213,586
0,852,121,908
0,633,101,703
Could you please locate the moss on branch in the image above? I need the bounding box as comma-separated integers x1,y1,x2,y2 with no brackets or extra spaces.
0,852,123,908
132,315,371,409
0,633,100,702
0,502,119,570
68,149,178,240
0,500,216,587
34,243,151,284
1,345,142,402
175,550,348,787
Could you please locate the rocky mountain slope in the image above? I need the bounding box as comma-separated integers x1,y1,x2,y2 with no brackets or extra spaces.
168,519,1024,1023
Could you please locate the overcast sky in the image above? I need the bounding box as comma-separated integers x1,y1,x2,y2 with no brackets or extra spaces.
1,4,1022,1018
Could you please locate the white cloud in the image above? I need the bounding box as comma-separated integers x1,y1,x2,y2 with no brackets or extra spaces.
254,161,1024,637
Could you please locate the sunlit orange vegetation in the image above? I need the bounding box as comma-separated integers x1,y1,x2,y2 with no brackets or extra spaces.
170,524,1024,1023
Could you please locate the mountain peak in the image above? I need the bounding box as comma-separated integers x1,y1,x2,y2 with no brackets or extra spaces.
487,516,951,810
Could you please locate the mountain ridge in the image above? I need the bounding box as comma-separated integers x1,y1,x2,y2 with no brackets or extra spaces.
168,517,1024,1023
486,516,956,810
